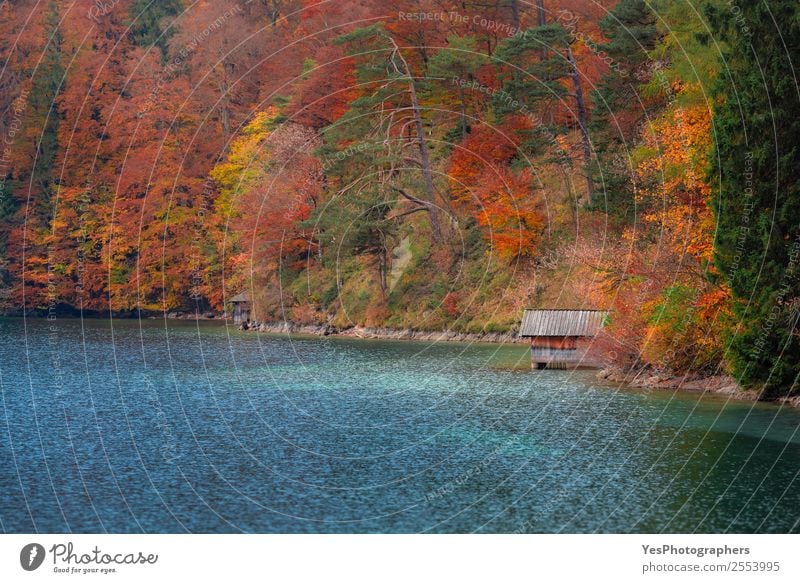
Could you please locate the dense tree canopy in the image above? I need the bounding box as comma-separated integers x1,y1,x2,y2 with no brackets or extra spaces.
708,0,800,396
1,0,798,398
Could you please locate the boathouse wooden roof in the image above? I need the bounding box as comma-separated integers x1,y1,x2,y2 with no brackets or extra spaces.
229,291,251,303
520,309,607,337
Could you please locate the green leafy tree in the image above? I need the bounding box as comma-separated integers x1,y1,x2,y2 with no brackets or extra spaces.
427,35,487,139
590,0,659,216
495,22,594,202
328,24,445,242
129,0,183,59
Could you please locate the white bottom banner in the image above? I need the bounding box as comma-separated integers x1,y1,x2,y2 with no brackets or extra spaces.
0,534,795,582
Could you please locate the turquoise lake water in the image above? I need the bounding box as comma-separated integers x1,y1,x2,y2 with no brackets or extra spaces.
0,317,798,533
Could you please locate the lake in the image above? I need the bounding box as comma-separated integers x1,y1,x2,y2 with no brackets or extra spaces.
0,317,798,533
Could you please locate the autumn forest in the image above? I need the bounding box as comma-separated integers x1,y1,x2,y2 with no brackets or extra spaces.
1,0,799,399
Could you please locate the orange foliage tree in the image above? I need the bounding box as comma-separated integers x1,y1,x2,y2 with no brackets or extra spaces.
449,122,542,260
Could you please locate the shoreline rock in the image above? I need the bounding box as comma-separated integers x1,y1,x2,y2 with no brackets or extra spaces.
597,366,799,407
243,320,526,344
244,320,798,407
2,309,225,320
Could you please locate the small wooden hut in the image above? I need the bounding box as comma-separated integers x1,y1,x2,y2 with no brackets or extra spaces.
519,309,608,369
230,291,252,325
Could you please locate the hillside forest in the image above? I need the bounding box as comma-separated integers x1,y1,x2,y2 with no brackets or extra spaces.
1,0,799,398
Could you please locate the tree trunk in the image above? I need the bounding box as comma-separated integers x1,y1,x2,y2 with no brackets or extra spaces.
537,0,547,60
567,46,595,204
459,85,468,139
510,0,520,30
409,80,443,242
378,245,387,297
390,40,443,243
262,0,281,26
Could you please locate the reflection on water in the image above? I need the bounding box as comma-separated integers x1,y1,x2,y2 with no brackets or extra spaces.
0,317,798,533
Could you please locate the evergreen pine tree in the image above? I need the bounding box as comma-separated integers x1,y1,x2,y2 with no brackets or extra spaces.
708,0,800,397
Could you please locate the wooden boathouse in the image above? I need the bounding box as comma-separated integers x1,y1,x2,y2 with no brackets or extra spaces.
230,291,252,326
519,309,608,369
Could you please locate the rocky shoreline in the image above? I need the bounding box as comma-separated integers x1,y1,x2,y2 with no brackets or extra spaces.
598,367,800,408
7,312,797,406
242,320,526,344
1,308,225,319
16,312,789,406
243,319,799,407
